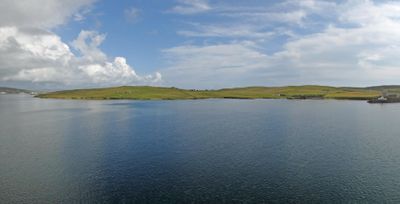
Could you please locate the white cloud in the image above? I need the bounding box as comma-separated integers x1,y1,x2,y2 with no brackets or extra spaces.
223,10,308,26
177,23,275,39
0,28,161,87
170,0,211,15
0,0,161,88
71,30,107,62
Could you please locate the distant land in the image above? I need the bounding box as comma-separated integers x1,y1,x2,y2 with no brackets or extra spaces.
33,85,400,101
0,87,35,95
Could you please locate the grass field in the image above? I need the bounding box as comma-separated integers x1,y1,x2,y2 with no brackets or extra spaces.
37,85,383,100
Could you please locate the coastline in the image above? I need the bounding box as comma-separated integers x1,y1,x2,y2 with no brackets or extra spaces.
34,85,385,102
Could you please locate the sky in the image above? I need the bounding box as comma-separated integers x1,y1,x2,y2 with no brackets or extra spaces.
1,0,400,90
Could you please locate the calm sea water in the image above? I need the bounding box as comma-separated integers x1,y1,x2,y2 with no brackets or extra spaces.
2,94,400,203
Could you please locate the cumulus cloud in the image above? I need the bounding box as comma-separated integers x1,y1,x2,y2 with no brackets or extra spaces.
0,0,161,88
0,28,161,87
71,30,107,62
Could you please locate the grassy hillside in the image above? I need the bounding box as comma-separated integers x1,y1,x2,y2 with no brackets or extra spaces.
37,85,381,100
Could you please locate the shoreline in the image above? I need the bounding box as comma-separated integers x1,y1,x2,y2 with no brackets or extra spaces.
35,85,384,102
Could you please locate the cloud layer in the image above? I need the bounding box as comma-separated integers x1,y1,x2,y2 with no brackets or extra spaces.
163,0,400,88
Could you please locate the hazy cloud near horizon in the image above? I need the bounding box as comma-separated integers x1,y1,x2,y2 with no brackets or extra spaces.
161,0,400,88
1,0,400,89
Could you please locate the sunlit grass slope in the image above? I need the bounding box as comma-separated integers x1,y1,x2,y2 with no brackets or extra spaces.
37,85,381,100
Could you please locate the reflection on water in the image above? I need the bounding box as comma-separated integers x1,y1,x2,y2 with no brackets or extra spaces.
2,94,400,203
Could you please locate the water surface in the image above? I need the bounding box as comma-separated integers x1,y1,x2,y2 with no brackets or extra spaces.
1,94,400,203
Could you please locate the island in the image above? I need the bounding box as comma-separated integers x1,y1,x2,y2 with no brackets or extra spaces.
35,85,399,101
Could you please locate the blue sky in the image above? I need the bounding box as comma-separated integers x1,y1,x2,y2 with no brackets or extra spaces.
56,0,175,73
1,0,400,89
56,0,290,75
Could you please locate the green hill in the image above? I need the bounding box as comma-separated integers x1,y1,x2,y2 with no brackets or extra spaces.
36,85,381,100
